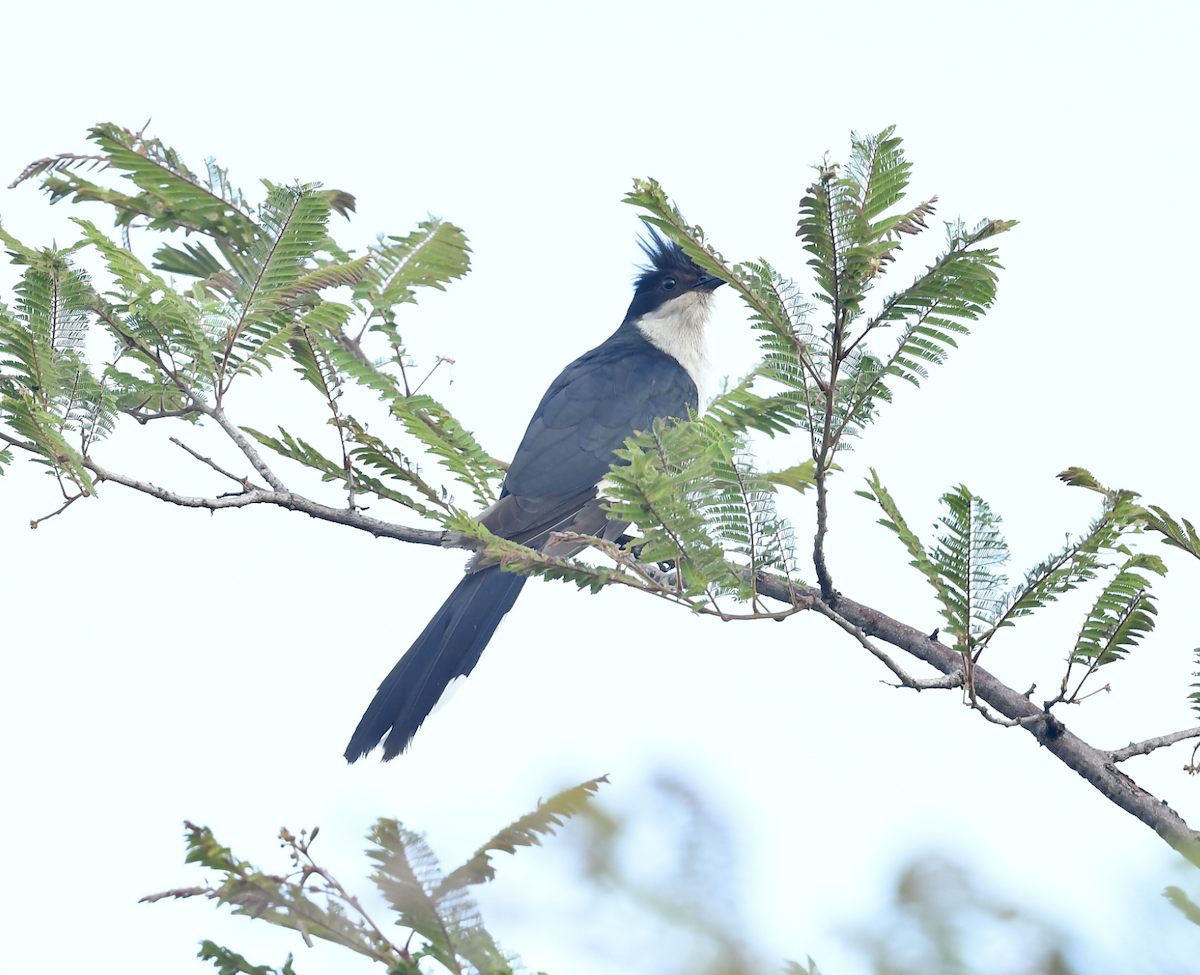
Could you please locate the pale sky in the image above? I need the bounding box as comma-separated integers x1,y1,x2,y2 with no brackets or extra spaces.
3,2,1199,973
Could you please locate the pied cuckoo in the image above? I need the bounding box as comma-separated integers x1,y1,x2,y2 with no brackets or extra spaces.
345,229,724,761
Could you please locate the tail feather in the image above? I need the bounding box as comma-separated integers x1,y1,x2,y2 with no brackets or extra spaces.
344,566,528,762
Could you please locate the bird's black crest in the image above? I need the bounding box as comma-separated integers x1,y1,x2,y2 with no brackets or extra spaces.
634,225,702,288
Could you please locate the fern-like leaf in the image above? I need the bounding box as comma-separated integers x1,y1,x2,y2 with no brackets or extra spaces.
437,776,609,895
856,469,956,623
219,184,332,389
930,485,1010,644
82,123,261,252
1070,553,1165,669
0,230,99,490
604,417,745,596
149,823,385,964
354,219,471,342
979,497,1129,644
389,393,504,508
1140,505,1200,562
368,821,511,975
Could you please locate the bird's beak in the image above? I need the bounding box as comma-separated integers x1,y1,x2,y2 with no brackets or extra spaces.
695,272,725,292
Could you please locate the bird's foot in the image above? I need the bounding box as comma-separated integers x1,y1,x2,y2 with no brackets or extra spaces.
638,558,679,588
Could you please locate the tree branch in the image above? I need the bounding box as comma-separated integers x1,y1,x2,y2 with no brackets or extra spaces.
0,430,39,453
170,437,260,488
753,569,1200,867
83,457,445,546
1110,727,1200,764
30,492,86,529
191,402,289,493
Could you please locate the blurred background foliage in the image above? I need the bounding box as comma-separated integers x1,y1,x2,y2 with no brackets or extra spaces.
155,775,1200,975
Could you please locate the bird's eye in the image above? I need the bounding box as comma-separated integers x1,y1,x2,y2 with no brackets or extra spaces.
662,276,677,292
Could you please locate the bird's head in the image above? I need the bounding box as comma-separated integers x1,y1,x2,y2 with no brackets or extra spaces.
623,227,725,326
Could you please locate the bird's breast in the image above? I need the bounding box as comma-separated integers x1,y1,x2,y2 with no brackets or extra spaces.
633,292,712,410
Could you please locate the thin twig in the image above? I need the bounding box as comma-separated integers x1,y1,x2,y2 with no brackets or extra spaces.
123,405,199,424
410,356,454,396
812,171,841,603
809,597,962,690
170,437,258,488
83,456,444,546
0,430,37,452
967,701,1045,728
1110,727,1200,763
30,493,85,529
190,402,288,493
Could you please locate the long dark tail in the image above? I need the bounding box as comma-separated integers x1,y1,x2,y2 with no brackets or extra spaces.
344,566,528,762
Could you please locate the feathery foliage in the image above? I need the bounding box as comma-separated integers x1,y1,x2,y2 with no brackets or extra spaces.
145,779,608,975
627,127,1015,459
3,122,1011,610
438,776,608,893
2,122,498,525
863,467,1177,699
12,123,1196,722
0,228,105,494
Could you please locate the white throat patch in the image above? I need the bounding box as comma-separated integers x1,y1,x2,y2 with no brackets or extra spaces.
635,290,713,411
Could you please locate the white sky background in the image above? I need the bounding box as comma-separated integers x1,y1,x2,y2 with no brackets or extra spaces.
2,2,1199,972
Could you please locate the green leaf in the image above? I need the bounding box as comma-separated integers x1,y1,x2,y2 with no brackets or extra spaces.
197,941,280,975
389,393,504,508
74,217,221,395
1057,466,1107,493
153,238,227,278
604,417,750,597
0,233,102,491
1164,887,1200,927
151,822,391,964
766,459,818,495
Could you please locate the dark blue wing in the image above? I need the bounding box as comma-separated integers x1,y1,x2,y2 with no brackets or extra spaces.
502,333,698,501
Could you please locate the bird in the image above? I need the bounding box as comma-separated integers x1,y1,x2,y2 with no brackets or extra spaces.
344,228,725,762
